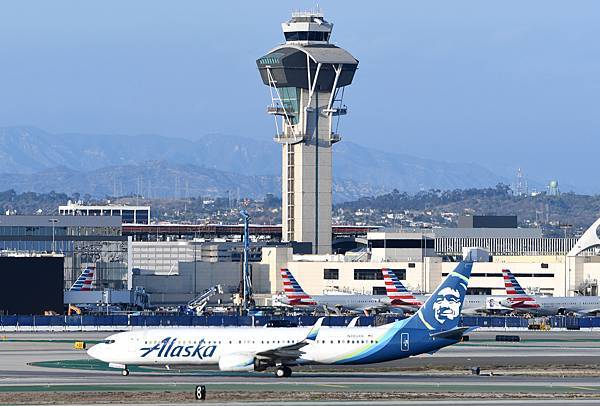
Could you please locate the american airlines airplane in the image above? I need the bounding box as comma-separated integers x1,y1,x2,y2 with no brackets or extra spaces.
87,260,474,377
501,269,600,316
276,268,390,315
382,268,511,316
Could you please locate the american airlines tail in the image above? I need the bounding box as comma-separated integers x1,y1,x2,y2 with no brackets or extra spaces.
280,268,315,305
381,268,422,308
70,268,94,291
502,269,539,309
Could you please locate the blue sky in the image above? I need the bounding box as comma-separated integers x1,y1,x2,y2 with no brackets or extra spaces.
1,1,599,192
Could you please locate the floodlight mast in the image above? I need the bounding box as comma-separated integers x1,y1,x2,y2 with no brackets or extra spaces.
240,210,252,313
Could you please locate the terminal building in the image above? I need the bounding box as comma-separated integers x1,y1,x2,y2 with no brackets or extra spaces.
259,217,600,300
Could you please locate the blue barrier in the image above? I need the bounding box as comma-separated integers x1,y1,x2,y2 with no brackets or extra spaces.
65,316,81,326
0,315,17,326
2,315,600,328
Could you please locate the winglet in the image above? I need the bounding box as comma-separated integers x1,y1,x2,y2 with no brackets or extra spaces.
306,317,325,342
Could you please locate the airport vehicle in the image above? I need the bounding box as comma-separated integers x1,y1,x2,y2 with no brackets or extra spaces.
382,268,511,315
501,269,600,316
278,268,389,315
87,259,474,377
69,268,94,291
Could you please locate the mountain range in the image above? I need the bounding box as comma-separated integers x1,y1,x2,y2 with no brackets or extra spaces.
0,126,510,201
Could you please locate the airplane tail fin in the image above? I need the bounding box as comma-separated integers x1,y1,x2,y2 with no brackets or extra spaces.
280,268,312,302
70,268,94,291
502,269,539,308
382,268,422,307
404,259,473,332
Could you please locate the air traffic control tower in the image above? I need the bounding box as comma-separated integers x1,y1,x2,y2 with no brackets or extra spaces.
256,11,358,254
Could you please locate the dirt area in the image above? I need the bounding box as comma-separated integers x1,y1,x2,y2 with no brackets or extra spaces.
2,391,600,405
292,364,600,376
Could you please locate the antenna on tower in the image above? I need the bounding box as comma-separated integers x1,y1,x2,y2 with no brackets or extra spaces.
515,168,528,196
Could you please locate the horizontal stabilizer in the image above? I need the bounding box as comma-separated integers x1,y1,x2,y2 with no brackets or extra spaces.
430,326,472,340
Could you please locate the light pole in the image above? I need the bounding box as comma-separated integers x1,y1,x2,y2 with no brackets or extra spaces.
48,218,59,253
240,210,252,314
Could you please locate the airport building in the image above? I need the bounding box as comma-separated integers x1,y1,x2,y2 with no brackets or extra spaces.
0,215,128,290
260,219,600,300
59,201,150,224
0,254,64,314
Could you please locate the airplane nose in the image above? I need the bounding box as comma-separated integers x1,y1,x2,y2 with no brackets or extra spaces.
87,344,100,359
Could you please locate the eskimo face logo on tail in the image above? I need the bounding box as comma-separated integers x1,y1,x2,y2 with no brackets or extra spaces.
417,263,470,331
432,287,461,324
140,337,217,359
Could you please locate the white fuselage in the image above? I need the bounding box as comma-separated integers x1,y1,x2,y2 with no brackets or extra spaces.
507,296,600,316
88,324,398,368
276,294,389,314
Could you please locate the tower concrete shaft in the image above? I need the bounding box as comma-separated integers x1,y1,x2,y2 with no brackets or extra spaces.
257,11,358,254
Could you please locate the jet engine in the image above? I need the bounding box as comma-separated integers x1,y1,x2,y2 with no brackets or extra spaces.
218,353,258,372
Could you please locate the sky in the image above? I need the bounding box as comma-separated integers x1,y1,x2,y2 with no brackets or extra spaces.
1,1,599,192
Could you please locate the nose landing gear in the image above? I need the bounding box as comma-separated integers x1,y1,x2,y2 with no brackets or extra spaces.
121,368,130,376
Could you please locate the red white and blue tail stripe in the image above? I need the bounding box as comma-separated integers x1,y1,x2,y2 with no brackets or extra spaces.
280,268,315,305
502,269,539,309
382,268,422,308
70,268,94,291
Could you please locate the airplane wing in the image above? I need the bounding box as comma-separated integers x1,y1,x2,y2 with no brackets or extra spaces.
505,299,527,308
390,298,421,307
255,341,309,361
579,308,600,316
255,317,324,363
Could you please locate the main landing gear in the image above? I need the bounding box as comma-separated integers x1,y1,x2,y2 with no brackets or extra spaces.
121,368,130,376
275,366,292,378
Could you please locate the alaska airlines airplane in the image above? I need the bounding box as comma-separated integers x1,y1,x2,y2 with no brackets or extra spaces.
382,268,511,316
278,268,389,315
69,268,94,291
501,269,600,316
87,260,474,377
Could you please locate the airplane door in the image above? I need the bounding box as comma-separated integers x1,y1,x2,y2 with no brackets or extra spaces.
401,333,409,351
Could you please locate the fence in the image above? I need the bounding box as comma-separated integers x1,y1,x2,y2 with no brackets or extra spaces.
1,315,599,330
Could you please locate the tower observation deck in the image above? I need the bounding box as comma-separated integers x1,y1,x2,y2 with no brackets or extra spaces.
256,11,358,255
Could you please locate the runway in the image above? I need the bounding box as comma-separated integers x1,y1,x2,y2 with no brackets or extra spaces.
1,330,600,404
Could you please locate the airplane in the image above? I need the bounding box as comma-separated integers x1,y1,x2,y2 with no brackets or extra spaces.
381,268,511,316
87,258,474,377
501,269,600,316
278,268,389,315
381,268,422,313
69,268,94,291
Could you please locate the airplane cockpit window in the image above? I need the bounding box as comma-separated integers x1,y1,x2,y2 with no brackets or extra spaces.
104,339,116,344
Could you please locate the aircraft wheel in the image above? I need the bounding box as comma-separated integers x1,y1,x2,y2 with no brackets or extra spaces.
282,366,292,377
275,368,286,378
121,368,130,376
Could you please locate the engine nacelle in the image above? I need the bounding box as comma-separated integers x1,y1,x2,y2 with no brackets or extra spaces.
218,353,257,372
